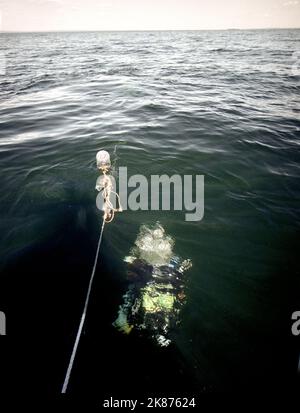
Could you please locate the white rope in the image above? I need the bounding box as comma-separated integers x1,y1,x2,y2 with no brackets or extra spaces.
61,217,106,393
101,172,122,223
61,157,122,393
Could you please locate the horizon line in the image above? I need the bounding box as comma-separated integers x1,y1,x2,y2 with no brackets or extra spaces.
1,27,300,34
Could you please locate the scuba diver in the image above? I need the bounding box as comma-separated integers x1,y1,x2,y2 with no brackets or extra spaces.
113,223,192,347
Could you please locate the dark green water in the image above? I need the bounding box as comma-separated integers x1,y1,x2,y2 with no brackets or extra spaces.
0,30,299,397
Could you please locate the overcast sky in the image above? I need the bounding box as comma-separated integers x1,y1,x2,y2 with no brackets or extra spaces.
0,0,299,32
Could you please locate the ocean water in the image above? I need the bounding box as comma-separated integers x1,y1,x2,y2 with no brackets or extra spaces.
0,30,300,397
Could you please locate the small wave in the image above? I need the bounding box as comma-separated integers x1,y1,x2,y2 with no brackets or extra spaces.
243,139,282,151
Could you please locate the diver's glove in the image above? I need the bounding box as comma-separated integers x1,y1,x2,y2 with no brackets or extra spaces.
178,259,192,273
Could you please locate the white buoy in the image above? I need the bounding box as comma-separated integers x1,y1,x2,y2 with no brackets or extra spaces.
96,150,111,170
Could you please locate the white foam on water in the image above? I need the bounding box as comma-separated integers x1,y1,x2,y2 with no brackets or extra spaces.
131,223,175,266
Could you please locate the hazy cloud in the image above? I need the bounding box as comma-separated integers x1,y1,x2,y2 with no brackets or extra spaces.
283,0,299,6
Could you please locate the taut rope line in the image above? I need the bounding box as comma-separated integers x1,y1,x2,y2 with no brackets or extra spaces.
61,217,105,394
61,150,121,394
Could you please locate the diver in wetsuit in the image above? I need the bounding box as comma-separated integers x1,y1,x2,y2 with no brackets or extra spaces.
113,223,192,347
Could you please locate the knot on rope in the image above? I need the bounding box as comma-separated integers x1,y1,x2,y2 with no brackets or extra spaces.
96,150,122,223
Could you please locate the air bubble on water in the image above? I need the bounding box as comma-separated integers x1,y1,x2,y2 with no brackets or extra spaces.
132,222,175,265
